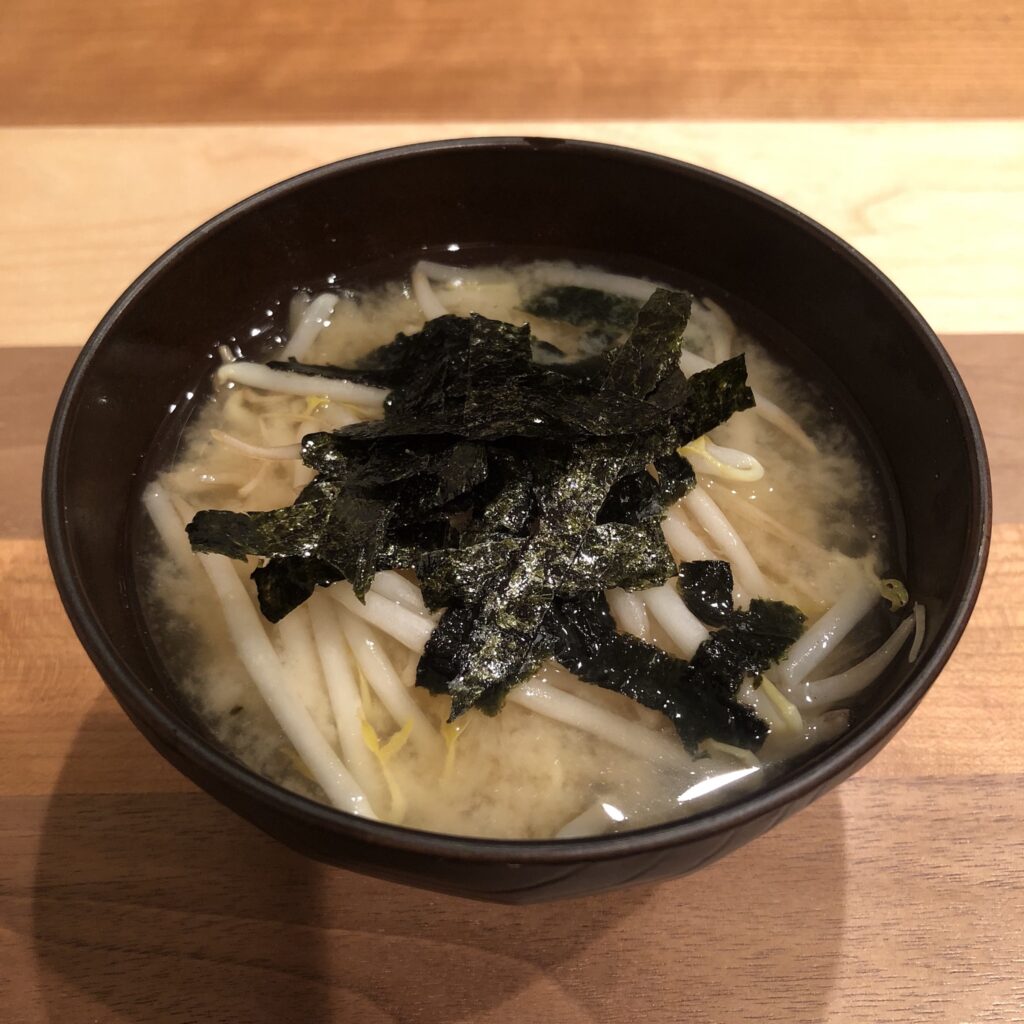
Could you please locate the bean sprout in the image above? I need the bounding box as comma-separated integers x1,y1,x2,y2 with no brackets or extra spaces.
217,361,388,409
279,292,337,360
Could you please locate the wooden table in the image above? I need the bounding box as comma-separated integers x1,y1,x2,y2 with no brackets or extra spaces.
2,6,1023,1020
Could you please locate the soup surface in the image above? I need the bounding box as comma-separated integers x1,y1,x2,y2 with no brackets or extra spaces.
138,259,920,839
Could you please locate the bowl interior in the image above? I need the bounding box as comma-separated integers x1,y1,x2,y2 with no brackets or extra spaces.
46,138,988,857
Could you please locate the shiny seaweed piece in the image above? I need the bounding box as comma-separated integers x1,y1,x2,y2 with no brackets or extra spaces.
653,449,698,503
188,481,396,604
252,555,344,622
437,440,635,717
691,598,806,695
546,593,769,752
601,290,693,399
677,560,736,626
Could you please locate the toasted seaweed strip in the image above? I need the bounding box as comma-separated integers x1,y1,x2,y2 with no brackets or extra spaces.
601,289,693,400
416,519,674,611
546,593,769,752
523,286,641,355
653,450,697,503
313,303,723,444
678,560,735,626
441,440,632,718
253,555,343,622
300,434,489,517
675,559,806,665
385,315,534,432
675,560,806,686
188,482,395,602
187,503,323,562
539,351,613,383
417,536,525,610
478,451,536,534
691,598,806,693
598,470,662,525
571,522,676,593
652,355,756,442
416,606,475,697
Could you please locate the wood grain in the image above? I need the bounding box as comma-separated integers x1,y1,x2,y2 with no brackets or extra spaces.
2,109,1023,1019
2,122,1022,350
2,1,1023,123
2,777,1021,1023
944,335,1024,526
1,333,1022,1021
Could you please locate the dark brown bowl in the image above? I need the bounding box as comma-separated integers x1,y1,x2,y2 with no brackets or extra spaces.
43,138,990,903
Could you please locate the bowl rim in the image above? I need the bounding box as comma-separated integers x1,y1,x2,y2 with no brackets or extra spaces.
43,135,992,864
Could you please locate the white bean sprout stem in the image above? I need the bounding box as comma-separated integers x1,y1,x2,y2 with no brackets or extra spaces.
199,553,375,816
216,361,388,410
275,604,327,720
532,264,665,302
737,678,786,733
336,609,442,758
308,593,385,809
701,297,736,364
908,603,927,662
555,800,627,839
683,484,771,598
777,579,880,691
661,505,750,607
143,487,374,816
279,291,338,361
370,571,432,616
710,485,843,566
330,583,433,655
142,483,202,578
411,265,449,320
605,588,651,641
237,461,272,500
415,260,474,283
661,507,715,561
288,290,312,332
210,429,301,461
642,582,710,658
701,737,761,769
509,679,690,766
759,676,804,730
798,613,916,708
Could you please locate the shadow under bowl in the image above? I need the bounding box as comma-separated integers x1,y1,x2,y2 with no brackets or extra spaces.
43,138,990,903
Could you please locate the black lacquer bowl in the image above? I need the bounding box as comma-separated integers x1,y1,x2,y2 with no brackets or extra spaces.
43,139,990,903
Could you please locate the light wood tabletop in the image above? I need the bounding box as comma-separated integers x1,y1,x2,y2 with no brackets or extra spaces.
2,6,1023,1022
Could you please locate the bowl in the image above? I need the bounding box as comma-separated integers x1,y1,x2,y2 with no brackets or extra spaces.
43,138,990,903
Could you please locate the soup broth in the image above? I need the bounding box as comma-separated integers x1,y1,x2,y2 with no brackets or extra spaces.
137,259,920,839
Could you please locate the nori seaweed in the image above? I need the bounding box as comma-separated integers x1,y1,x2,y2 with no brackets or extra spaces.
677,560,736,626
188,285,802,750
545,593,770,752
188,481,396,606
